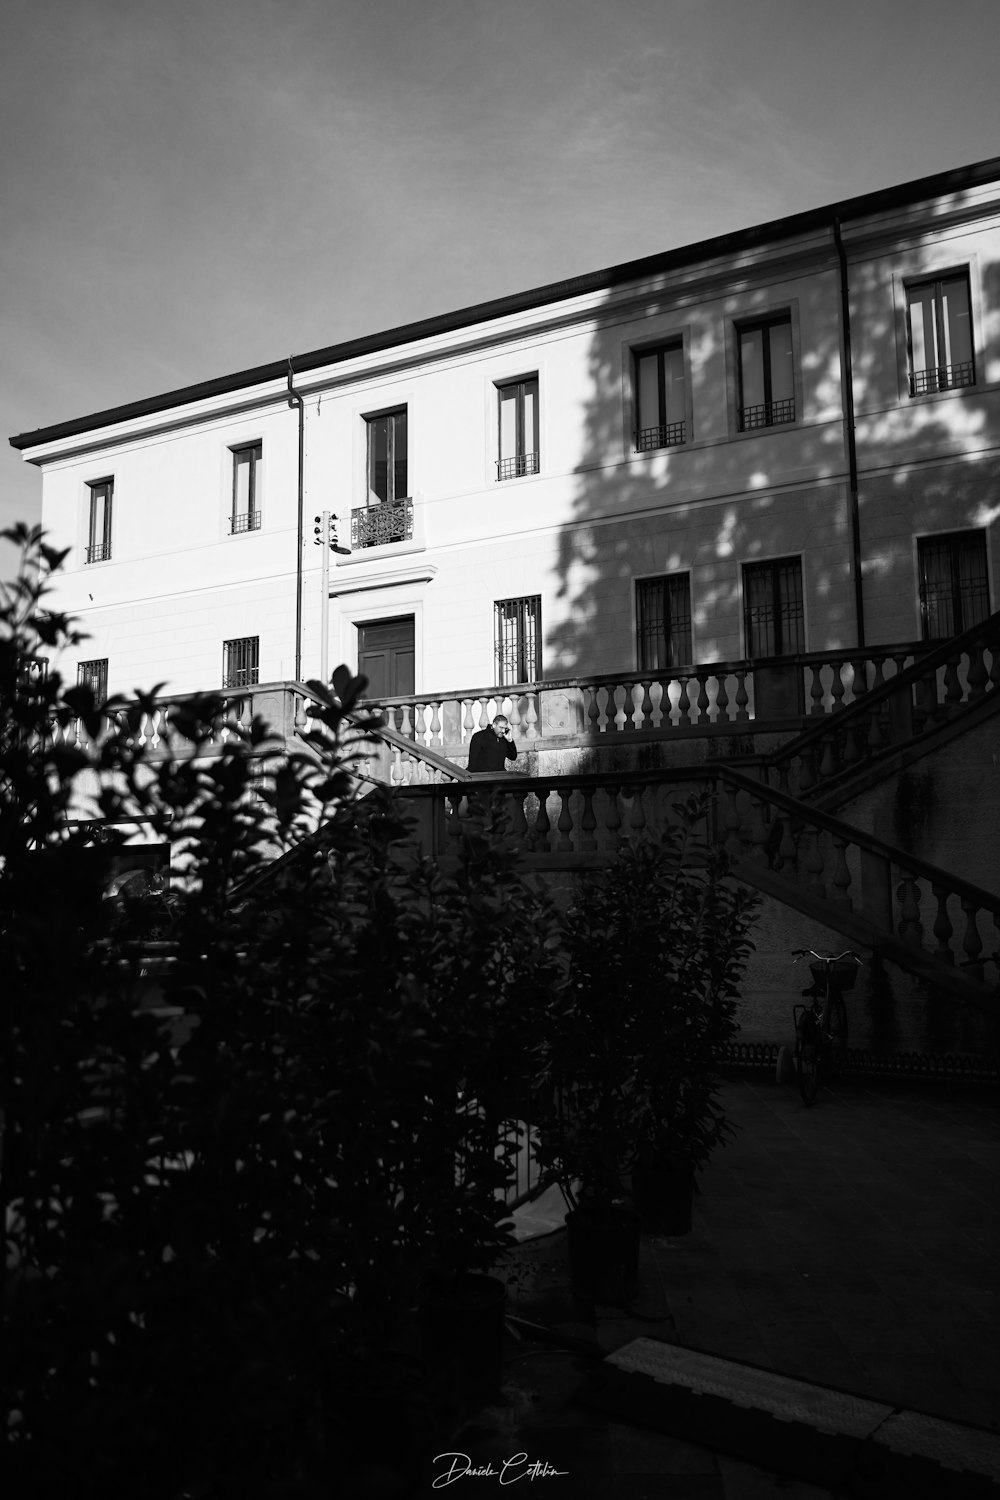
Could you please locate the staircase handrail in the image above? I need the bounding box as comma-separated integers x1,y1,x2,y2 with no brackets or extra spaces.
370,717,470,781
716,764,1000,920
761,608,1000,773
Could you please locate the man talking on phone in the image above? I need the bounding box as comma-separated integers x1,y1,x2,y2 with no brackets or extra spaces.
467,714,518,773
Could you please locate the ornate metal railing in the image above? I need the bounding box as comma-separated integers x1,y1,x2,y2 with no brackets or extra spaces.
738,397,795,430
229,510,262,534
634,421,685,451
909,361,975,397
496,453,540,481
350,497,414,549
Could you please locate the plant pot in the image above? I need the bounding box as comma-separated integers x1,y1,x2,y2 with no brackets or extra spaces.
418,1272,507,1403
631,1160,694,1235
566,1205,640,1304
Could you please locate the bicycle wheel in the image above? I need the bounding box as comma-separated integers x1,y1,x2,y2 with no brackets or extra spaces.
797,1039,820,1105
826,995,849,1076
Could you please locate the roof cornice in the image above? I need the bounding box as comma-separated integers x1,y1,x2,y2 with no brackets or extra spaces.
10,154,1000,455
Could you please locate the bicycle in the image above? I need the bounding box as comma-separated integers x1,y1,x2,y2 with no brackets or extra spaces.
790,949,863,1106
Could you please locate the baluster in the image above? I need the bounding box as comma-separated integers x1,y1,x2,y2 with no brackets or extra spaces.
867,702,887,752
695,673,710,726
621,681,636,732
429,701,442,748
462,699,476,741
532,789,551,851
293,694,309,734
831,836,852,908
580,789,597,851
943,654,963,715
818,732,838,781
557,791,575,852
411,703,426,747
871,655,886,693
446,791,465,840
603,784,622,846
638,680,654,730
676,676,691,728
508,792,529,842
809,664,826,716
829,662,846,713
524,691,540,740
721,784,742,858
967,645,988,702
896,876,923,947
748,795,770,866
775,811,797,874
960,899,983,976
476,696,490,734
584,683,601,735
803,830,825,896
841,718,861,767
988,644,1000,693
931,885,954,964
735,670,750,721
850,657,869,705
624,785,646,836
395,702,411,740
391,746,403,786
715,674,730,724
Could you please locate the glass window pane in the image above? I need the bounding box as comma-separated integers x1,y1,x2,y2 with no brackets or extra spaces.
739,329,765,411
663,346,686,426
768,321,794,404
392,410,407,499
667,574,692,664
523,380,538,455
368,416,389,503
919,539,954,638
499,387,518,460
234,451,251,513
637,354,659,432
908,286,937,373
941,278,972,368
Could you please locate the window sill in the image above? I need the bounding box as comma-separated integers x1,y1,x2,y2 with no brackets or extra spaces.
335,536,427,566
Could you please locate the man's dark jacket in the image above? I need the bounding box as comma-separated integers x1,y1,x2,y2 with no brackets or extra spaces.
467,727,518,773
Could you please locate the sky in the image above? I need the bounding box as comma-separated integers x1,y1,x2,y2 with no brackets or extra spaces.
2,0,998,575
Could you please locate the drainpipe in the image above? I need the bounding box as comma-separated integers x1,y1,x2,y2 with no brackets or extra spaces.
287,357,305,681
833,217,866,649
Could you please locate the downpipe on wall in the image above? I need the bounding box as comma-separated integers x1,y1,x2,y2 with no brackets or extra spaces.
287,357,305,681
833,217,866,649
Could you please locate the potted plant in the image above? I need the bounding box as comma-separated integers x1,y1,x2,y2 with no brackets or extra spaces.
536,797,757,1295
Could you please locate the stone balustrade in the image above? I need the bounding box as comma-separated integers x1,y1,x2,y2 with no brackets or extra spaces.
368,641,935,753
763,610,1000,799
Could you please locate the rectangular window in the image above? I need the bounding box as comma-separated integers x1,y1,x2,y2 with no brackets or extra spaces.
907,274,975,396
497,377,539,480
918,530,990,639
86,479,113,563
223,636,259,689
636,575,693,670
495,595,541,685
634,344,686,451
77,658,108,702
737,317,795,430
743,557,805,657
230,442,262,533
367,408,408,505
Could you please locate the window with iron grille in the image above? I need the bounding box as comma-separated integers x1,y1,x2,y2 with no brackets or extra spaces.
496,377,539,481
636,575,692,671
86,478,113,563
737,317,795,431
230,442,262,533
78,658,108,703
634,344,686,451
743,557,805,657
918,530,990,640
366,408,408,505
223,635,259,689
906,274,975,396
495,595,541,685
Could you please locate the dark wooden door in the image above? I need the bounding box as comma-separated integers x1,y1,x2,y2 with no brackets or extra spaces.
357,616,415,698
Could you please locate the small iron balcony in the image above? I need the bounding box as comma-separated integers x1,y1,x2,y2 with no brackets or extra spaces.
351,498,414,549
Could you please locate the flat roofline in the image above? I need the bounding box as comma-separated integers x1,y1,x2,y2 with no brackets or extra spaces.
10,155,1000,453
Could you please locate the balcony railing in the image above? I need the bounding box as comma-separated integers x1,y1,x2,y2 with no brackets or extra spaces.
738,397,795,431
229,510,262,534
496,453,539,481
635,422,685,451
351,498,414,549
909,361,975,397
85,542,112,564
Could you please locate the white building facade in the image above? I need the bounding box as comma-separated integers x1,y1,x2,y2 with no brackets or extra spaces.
10,158,1000,716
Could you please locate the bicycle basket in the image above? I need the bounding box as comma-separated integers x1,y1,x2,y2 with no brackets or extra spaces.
809,960,859,993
